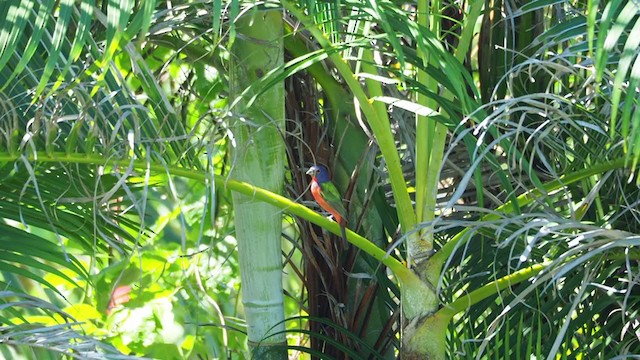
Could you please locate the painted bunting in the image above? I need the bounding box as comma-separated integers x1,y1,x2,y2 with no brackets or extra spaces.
306,165,348,244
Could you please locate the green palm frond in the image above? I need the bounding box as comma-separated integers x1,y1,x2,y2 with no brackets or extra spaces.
0,291,135,359
0,0,158,96
440,212,640,358
594,1,640,171
0,0,210,352
513,0,640,175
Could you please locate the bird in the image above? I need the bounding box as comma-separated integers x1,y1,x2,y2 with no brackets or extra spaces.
306,165,348,245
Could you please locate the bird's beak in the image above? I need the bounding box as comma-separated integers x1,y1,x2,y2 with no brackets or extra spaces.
305,168,315,175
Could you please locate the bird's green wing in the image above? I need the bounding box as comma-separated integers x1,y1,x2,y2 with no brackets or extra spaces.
319,181,347,217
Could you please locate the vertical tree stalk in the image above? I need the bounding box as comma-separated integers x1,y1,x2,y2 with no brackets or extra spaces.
409,2,485,359
230,9,287,359
419,0,484,281
414,0,443,263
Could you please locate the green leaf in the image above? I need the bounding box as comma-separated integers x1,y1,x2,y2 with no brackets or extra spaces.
34,0,74,98
0,0,34,73
0,0,55,91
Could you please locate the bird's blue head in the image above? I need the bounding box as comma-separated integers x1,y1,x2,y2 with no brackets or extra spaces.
306,165,331,183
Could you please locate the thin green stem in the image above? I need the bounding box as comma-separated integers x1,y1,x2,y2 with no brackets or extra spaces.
414,0,438,247
0,152,409,277
437,263,547,320
415,1,483,263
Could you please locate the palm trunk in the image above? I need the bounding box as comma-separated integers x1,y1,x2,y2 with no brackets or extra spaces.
230,9,287,359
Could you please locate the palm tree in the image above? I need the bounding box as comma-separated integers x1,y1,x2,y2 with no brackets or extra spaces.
1,0,639,358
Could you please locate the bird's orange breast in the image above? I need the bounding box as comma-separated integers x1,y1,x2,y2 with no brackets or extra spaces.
311,181,344,225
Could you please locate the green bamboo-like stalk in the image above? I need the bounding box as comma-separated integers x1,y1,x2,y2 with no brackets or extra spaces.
408,3,484,356
229,10,287,358
403,2,446,358
414,0,442,261
414,2,483,270
415,1,484,263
